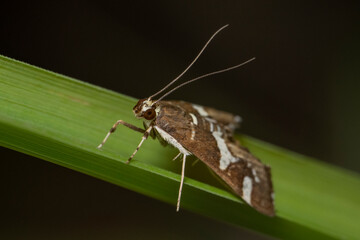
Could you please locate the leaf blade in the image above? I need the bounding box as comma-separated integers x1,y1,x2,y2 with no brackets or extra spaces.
1,55,359,239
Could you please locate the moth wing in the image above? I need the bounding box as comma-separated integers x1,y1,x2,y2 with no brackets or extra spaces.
163,101,241,132
225,139,275,216
194,104,242,130
155,102,275,216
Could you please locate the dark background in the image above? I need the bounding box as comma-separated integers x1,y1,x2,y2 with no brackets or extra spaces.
1,1,359,239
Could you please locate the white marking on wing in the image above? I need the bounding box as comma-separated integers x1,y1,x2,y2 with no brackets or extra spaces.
252,169,260,183
209,122,214,132
190,123,195,140
212,130,239,170
155,126,190,155
204,117,216,132
192,104,209,117
205,117,216,123
242,176,253,205
189,113,198,125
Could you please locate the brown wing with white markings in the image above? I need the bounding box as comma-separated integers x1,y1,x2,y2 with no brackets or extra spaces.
155,101,275,216
165,100,241,133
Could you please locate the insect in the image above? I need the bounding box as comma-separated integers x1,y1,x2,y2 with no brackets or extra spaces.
97,25,275,216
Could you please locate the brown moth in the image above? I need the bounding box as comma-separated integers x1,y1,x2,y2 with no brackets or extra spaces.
97,25,275,216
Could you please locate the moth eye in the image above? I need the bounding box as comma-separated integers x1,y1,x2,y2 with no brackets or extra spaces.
144,109,156,120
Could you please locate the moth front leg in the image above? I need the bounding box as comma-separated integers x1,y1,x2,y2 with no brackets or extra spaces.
126,126,153,164
97,120,145,149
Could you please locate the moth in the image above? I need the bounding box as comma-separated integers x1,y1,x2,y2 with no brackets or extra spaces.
98,25,275,216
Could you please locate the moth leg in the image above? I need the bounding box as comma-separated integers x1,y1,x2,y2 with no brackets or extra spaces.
126,126,153,164
172,152,182,161
176,154,187,212
97,120,145,149
191,159,200,166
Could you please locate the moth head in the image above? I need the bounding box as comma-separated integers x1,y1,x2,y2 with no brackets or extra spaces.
133,98,157,120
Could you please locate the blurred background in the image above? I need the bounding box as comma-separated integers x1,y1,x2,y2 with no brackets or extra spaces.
1,1,359,239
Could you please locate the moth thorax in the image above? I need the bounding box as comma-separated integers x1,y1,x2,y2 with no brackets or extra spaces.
133,98,157,120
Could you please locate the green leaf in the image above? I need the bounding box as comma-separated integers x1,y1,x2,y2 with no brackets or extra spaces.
1,55,359,239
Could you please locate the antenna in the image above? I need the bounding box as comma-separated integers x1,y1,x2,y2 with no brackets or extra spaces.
155,57,256,102
149,24,229,99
